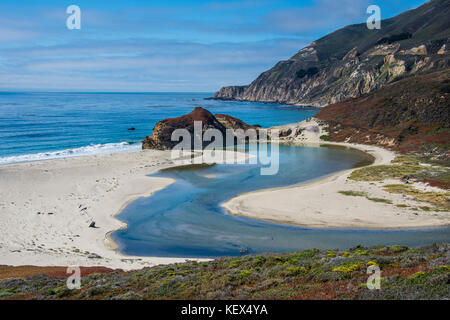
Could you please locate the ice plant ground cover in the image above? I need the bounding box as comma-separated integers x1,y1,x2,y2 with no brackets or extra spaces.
0,244,448,300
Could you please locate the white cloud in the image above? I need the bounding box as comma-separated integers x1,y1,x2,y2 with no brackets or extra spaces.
0,38,307,91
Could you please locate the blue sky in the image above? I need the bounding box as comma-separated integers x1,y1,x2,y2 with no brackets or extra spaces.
0,0,428,92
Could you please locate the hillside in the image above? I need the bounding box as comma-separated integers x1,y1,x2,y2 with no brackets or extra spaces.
315,69,450,160
214,0,450,106
1,244,449,300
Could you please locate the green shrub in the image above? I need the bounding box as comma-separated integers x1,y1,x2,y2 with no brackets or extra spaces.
349,164,423,181
240,270,251,278
366,197,393,204
338,190,367,197
285,266,308,276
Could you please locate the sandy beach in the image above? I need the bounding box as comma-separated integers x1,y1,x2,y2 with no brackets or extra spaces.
1,119,449,271
0,149,253,270
0,150,211,270
223,119,450,229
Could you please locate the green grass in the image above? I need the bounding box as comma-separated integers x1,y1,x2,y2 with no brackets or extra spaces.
346,154,449,210
391,155,421,166
0,290,14,298
412,167,450,189
339,191,393,205
338,190,367,197
349,164,423,182
366,197,393,204
386,155,449,189
383,184,450,209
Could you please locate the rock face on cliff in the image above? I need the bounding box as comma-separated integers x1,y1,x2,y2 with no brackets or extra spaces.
142,107,258,150
214,0,450,107
214,86,248,100
315,69,450,156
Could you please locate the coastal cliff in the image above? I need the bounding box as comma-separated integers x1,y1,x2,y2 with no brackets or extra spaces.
214,86,248,100
214,0,450,107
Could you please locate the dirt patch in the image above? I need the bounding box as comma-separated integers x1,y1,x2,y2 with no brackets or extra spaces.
0,265,115,280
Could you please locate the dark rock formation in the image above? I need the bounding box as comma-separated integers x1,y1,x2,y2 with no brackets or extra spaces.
214,0,450,107
142,107,258,150
142,107,225,150
215,114,260,130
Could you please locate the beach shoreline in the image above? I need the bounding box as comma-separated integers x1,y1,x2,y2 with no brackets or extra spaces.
1,119,448,270
0,149,212,270
222,119,450,230
0,148,251,270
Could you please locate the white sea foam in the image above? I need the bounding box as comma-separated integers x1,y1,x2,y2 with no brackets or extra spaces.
0,142,142,165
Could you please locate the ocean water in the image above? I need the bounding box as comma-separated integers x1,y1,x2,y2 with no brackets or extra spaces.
0,92,318,165
113,145,450,258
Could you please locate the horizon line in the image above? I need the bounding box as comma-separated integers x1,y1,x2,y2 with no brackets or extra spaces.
0,90,216,94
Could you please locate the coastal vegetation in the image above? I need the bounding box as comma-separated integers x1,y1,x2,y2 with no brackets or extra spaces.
343,155,450,211
338,191,367,197
338,191,393,204
348,163,423,182
349,155,449,190
316,69,450,158
0,244,448,300
383,184,450,211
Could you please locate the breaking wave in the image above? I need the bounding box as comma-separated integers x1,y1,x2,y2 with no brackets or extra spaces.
0,142,142,165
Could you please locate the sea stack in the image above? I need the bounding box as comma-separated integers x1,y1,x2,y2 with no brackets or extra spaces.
142,107,258,150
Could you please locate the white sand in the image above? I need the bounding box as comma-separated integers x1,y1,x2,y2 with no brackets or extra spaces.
0,149,251,270
0,150,211,270
223,119,450,229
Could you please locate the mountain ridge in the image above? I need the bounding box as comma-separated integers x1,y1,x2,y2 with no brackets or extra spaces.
214,0,450,106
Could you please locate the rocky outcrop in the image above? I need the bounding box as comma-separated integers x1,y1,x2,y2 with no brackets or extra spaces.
142,107,226,150
438,44,448,55
142,107,259,150
213,86,248,100
215,114,260,130
214,0,450,107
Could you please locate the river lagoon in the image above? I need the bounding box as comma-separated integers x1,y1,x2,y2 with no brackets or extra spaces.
112,144,450,258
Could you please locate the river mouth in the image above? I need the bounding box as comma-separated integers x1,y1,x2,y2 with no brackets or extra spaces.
112,144,449,258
